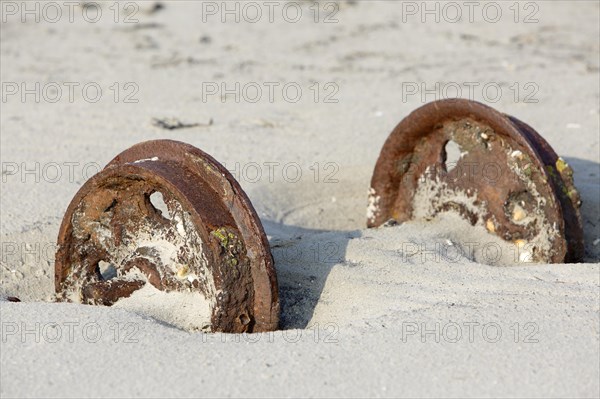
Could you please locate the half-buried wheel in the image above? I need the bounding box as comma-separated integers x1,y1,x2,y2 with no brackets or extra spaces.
368,99,583,264
55,140,279,332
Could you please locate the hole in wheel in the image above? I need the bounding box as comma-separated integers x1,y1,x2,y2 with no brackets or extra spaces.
443,140,462,172
98,260,117,280
150,191,172,220
239,314,251,326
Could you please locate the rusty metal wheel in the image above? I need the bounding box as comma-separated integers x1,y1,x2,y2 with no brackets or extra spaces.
368,99,583,263
55,140,279,333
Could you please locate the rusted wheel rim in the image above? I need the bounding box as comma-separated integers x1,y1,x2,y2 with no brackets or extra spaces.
368,99,583,263
55,140,279,332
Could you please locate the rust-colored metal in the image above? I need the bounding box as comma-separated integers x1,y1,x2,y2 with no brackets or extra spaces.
55,140,279,332
368,99,583,263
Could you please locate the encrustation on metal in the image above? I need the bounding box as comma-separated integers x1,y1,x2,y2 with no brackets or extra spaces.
55,139,279,333
368,99,583,263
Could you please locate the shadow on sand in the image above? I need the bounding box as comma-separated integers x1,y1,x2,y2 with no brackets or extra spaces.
262,220,360,329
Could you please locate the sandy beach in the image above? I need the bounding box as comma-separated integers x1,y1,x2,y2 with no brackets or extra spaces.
1,1,599,397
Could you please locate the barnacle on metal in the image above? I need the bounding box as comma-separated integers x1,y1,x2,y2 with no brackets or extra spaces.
368,99,583,263
55,140,279,332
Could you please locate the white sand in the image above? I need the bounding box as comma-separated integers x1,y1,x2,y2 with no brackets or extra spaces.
1,1,599,397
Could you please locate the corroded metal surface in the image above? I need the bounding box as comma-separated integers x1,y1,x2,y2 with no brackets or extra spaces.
55,140,279,332
368,99,583,263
